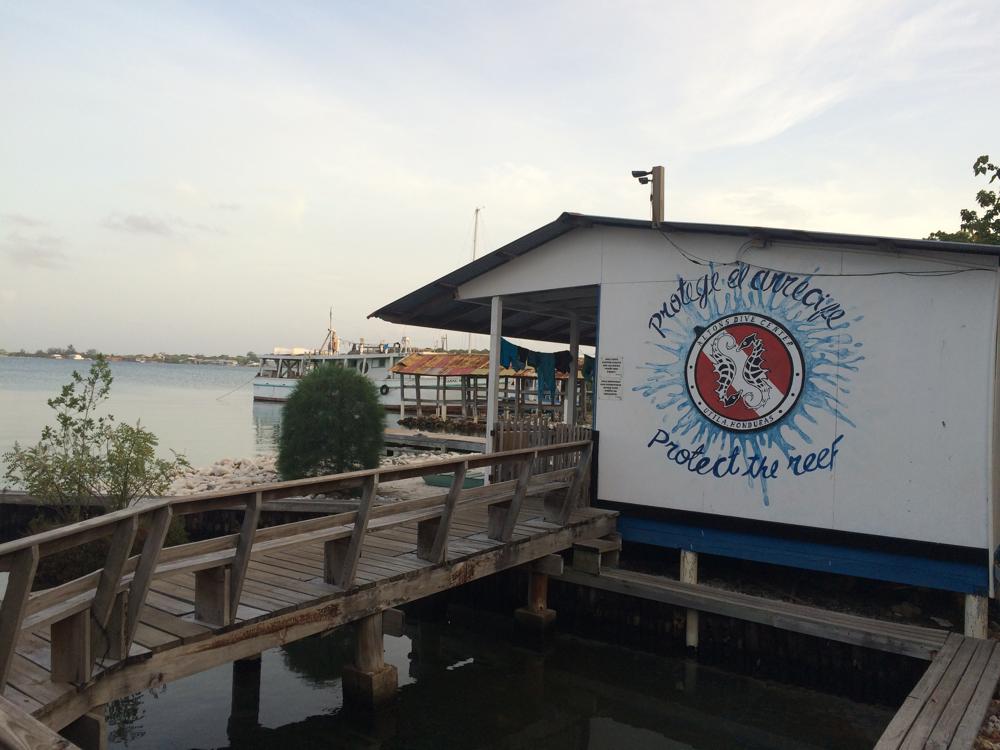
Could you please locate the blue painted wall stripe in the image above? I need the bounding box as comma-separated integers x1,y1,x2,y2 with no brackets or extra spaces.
617,515,989,595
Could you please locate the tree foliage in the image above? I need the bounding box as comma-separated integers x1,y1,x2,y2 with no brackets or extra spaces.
2,356,188,517
277,365,384,480
928,155,1000,244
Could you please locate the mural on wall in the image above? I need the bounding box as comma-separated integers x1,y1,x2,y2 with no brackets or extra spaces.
634,262,865,505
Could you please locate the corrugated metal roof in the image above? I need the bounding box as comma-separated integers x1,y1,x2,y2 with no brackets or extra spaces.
369,212,1000,345
391,352,580,378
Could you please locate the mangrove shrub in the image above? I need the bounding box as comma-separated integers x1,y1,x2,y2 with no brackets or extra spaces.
278,365,384,479
2,356,189,518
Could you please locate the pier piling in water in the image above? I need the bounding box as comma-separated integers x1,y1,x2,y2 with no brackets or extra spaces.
343,612,398,709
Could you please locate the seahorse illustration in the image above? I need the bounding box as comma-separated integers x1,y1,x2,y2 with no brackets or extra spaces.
708,331,771,410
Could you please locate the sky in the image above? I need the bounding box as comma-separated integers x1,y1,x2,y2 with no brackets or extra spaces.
1,0,998,354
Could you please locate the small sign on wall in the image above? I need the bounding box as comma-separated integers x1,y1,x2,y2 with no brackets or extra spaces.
599,355,624,400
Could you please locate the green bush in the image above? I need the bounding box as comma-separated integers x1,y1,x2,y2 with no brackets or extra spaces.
277,365,384,479
2,356,188,520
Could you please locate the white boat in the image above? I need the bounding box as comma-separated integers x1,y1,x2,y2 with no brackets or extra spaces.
252,322,417,406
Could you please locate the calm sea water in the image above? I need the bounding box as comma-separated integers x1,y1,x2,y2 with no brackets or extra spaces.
107,616,893,750
0,356,282,471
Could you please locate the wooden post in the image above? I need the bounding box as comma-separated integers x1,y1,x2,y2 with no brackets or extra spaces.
194,567,231,627
229,493,262,621
0,546,38,690
52,611,91,684
680,549,699,649
565,316,579,426
398,373,405,418
544,442,592,525
60,709,107,750
487,458,532,542
125,507,171,651
417,463,466,564
415,375,422,416
228,656,262,733
965,594,988,638
324,475,377,588
485,295,503,482
343,612,398,708
514,556,561,632
90,517,138,672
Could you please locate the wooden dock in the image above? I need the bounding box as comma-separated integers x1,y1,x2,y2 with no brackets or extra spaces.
0,441,615,748
557,559,1000,748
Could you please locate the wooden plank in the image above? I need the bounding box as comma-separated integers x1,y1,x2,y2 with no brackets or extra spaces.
559,568,949,662
417,462,466,564
139,606,210,640
50,611,90,684
900,636,979,749
498,459,533,542
194,567,230,627
948,642,1000,749
0,546,39,690
7,654,70,706
2,685,42,715
324,475,377,588
925,638,995,748
125,506,172,650
545,443,592,525
0,693,77,750
90,516,138,670
131,622,176,650
229,493,262,621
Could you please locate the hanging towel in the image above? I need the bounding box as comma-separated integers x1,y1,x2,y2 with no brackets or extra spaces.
533,352,557,403
499,338,524,370
553,350,573,374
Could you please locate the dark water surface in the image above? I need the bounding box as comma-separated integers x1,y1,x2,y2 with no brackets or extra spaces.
107,618,892,750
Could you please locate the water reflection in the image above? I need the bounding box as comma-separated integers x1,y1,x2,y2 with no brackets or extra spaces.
108,616,892,749
251,401,283,455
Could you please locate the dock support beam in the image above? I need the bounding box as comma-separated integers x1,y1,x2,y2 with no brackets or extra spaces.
228,656,262,742
680,550,699,649
965,594,988,638
60,708,107,750
194,566,231,627
343,612,398,709
515,555,562,632
485,295,503,482
564,315,579,426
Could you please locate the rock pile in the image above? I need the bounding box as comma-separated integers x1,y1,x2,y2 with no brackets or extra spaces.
168,451,468,498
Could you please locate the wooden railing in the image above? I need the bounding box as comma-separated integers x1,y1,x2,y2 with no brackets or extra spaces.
0,441,591,692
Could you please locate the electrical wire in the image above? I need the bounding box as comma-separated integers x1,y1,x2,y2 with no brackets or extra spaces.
655,226,997,278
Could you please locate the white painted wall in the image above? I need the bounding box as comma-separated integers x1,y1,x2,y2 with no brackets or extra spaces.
463,224,1000,549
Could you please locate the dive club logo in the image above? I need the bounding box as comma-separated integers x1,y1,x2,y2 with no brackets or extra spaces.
684,313,804,433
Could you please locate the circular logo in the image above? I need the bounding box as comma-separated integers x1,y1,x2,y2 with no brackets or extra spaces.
685,313,804,432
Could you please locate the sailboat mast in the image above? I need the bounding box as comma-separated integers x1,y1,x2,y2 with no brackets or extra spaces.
467,206,483,353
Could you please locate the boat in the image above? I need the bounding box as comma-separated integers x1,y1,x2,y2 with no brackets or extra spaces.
252,317,418,406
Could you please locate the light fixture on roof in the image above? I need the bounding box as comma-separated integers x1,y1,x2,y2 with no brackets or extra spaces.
631,166,665,226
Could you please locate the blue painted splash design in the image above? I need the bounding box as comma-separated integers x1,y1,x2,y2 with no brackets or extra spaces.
634,265,864,505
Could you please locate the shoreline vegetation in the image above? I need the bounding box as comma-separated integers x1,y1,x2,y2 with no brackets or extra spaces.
0,345,261,367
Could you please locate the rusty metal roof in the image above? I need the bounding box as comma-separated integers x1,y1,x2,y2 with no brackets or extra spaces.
391,352,580,378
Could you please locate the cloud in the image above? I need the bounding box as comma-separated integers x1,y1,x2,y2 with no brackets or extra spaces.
213,202,241,212
103,213,177,238
102,213,225,238
1,231,68,268
2,213,46,228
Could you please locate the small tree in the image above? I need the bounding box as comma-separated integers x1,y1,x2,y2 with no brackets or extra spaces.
2,356,188,518
278,365,384,480
929,155,1000,244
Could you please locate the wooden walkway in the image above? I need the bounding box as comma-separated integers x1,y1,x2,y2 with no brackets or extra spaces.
556,566,950,660
0,441,615,745
875,632,1000,749
557,560,1000,748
